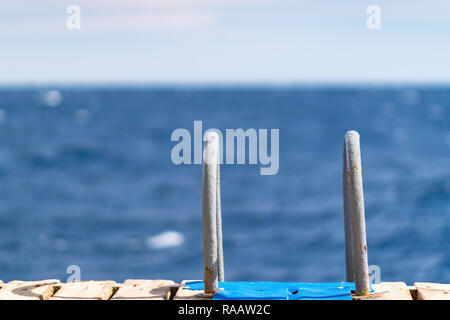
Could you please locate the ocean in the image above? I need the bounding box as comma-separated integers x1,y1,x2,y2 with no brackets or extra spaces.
0,86,448,284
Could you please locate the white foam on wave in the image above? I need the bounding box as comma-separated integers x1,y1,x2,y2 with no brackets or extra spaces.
43,90,63,107
146,230,184,249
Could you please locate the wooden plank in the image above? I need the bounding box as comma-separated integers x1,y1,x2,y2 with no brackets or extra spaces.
368,282,413,300
111,279,175,300
415,282,450,300
173,280,213,300
49,281,116,300
0,280,60,300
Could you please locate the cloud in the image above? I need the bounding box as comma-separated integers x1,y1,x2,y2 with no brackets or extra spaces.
85,11,218,32
0,9,218,35
75,0,287,9
0,0,279,35
1,0,449,36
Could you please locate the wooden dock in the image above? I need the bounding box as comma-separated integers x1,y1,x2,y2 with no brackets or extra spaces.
0,280,448,300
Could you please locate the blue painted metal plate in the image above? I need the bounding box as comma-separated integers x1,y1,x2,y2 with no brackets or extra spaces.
185,281,370,300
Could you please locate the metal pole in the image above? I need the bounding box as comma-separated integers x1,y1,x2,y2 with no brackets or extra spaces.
343,142,354,282
216,160,225,282
344,130,370,296
202,132,219,293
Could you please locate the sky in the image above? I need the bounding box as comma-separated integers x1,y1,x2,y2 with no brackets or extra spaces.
1,0,450,85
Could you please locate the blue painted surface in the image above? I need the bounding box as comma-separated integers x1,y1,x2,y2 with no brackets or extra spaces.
185,281,371,300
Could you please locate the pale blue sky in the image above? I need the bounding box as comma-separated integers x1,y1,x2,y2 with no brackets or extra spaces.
1,0,449,85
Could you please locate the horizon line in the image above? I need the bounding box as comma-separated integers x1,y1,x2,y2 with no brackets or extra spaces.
1,81,450,89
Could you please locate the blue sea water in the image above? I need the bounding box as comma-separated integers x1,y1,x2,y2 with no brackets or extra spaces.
0,86,448,284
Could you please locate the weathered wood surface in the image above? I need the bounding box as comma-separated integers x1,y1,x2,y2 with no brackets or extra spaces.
173,280,213,300
363,282,413,300
0,280,60,300
49,280,116,300
0,280,449,300
415,282,450,300
111,279,175,300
